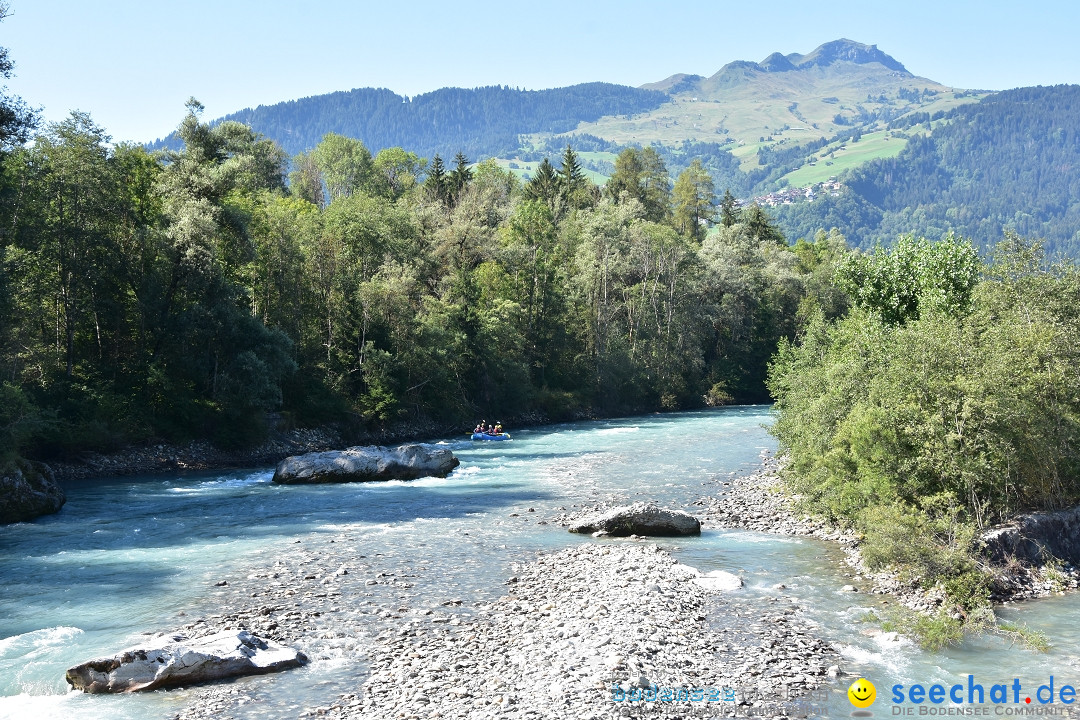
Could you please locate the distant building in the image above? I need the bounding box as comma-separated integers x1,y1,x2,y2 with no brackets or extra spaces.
750,180,844,208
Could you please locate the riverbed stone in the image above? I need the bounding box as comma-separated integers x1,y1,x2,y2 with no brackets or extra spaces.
567,502,701,536
0,459,65,524
65,629,307,693
272,443,459,484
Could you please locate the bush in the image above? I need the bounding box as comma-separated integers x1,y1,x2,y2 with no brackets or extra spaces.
769,236,1080,640
705,382,734,406
857,499,987,606
771,237,1080,529
882,607,964,652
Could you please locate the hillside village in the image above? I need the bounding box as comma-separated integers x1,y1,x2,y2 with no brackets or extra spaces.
751,178,844,207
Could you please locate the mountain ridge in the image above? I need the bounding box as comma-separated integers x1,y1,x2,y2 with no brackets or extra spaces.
149,38,975,206
643,39,911,97
149,82,667,159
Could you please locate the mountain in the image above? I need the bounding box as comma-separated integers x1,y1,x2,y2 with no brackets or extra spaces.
640,73,705,93
149,40,964,183
574,39,957,163
770,85,1080,255
149,83,667,159
704,39,907,87
759,52,797,73
551,39,972,197
789,39,908,72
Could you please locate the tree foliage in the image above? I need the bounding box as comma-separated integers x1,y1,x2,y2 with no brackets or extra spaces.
768,233,1080,613
0,3,37,150
0,102,850,458
607,147,671,223
835,234,980,324
672,159,715,241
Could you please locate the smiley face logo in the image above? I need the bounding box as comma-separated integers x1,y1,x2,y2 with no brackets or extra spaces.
848,677,876,708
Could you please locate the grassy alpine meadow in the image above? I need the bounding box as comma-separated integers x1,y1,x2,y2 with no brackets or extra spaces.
780,129,907,186
574,64,965,169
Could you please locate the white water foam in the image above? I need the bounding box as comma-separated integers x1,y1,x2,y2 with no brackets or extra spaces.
596,427,639,435
0,627,83,659
715,530,801,545
167,471,273,494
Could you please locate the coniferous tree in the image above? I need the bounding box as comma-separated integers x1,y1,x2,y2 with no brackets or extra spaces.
672,159,715,241
526,158,559,209
558,145,586,198
744,203,786,246
425,153,448,204
720,189,740,228
449,152,472,205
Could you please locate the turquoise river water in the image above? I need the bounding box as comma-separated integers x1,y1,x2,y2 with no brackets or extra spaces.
1,407,1078,719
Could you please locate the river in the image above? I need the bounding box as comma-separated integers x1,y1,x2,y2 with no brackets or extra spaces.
1,407,1078,719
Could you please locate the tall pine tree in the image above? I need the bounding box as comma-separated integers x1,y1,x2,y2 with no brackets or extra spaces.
448,152,473,207
425,153,448,204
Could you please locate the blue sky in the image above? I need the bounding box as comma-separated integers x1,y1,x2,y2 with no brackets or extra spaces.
4,0,1080,144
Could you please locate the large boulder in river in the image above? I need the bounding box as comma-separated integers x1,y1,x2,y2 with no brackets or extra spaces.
569,502,701,537
65,630,307,693
0,459,65,524
272,443,459,484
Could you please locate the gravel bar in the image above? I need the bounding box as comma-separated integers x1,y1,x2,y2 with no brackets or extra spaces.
318,543,837,719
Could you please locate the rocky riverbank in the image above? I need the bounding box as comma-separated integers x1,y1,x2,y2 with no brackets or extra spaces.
47,427,346,482
693,451,1080,610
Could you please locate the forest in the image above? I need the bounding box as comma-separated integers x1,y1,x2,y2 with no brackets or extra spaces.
774,86,1080,256
150,84,668,161
1,95,854,460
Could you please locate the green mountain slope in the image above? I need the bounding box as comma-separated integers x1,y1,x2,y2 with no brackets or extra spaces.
562,40,973,173
771,85,1080,254
147,40,977,200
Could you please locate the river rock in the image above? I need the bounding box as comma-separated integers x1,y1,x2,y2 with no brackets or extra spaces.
0,459,65,524
65,630,307,693
568,502,701,536
272,443,459,484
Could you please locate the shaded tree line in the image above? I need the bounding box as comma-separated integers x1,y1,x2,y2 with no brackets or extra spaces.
0,100,846,459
